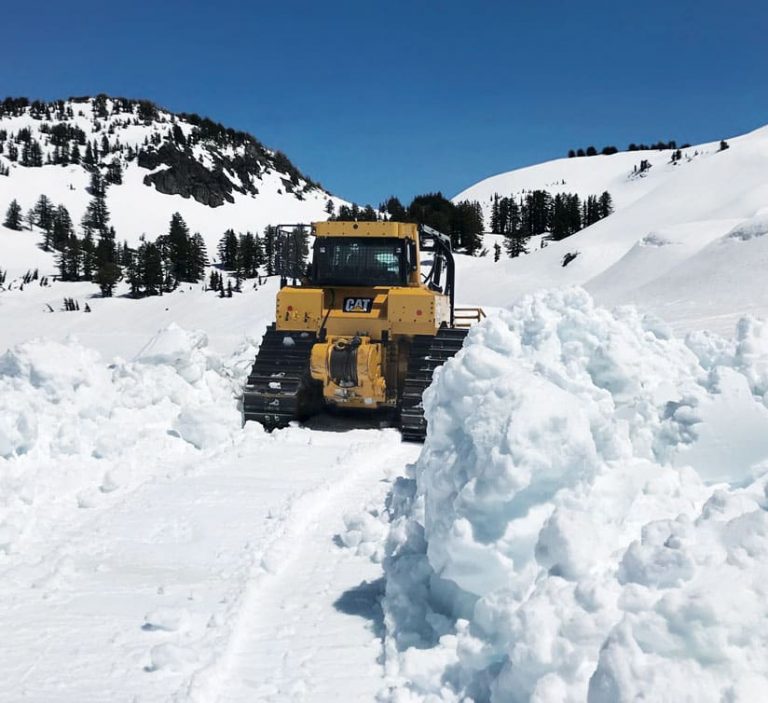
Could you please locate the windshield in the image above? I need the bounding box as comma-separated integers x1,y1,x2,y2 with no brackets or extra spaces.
311,237,406,286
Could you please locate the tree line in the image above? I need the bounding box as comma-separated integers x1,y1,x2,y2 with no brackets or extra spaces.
325,193,485,255
567,140,691,158
490,189,613,257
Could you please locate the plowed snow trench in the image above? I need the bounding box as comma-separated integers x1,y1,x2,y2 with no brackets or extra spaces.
0,426,417,703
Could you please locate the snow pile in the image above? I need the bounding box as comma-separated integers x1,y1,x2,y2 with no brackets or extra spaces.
381,288,768,702
725,209,768,242
0,324,251,555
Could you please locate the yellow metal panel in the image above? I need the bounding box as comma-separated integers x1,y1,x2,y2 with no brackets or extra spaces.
313,221,419,239
388,288,449,335
276,287,325,331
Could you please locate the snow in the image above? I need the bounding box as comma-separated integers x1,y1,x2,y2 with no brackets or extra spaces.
2,101,768,700
455,124,768,335
0,320,420,701
0,98,346,258
378,289,768,702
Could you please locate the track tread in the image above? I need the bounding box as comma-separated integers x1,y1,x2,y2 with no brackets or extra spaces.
399,327,468,443
242,325,322,430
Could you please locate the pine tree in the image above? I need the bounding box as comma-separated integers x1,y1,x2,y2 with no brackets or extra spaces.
324,199,335,217
493,242,501,262
3,199,22,230
453,200,484,255
218,229,239,270
237,232,259,278
33,195,55,245
83,142,95,168
106,159,123,185
124,250,142,297
94,260,121,296
59,233,82,281
166,212,191,284
140,242,163,295
382,196,407,221
263,225,277,275
81,172,110,236
52,205,73,250
189,233,209,281
598,191,614,219
81,231,96,279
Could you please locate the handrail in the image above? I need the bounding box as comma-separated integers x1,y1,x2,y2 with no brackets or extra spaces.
453,306,486,328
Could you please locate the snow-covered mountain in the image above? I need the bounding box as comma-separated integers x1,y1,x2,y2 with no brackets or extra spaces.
454,124,768,333
3,108,768,702
0,95,344,263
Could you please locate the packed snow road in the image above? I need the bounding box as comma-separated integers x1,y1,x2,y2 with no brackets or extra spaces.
0,327,420,702
0,425,417,702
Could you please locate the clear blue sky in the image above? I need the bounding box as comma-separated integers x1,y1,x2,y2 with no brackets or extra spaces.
2,0,767,205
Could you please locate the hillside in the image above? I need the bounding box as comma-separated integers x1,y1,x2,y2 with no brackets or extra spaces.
454,124,768,333
2,107,768,701
0,95,344,266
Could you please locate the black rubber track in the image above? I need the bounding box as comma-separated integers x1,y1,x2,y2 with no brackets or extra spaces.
242,324,322,430
399,327,468,443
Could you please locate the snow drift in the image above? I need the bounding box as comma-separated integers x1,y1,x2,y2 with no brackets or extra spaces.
0,324,252,555
381,289,768,702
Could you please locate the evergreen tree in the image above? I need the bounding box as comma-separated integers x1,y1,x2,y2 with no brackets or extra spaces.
237,232,260,278
503,230,528,258
381,195,408,222
218,228,239,270
33,195,55,244
263,225,277,275
324,199,335,217
124,249,142,297
94,260,121,296
598,191,614,219
493,242,501,262
166,212,192,284
453,200,484,255
140,242,163,295
407,192,455,245
4,199,22,230
83,142,95,168
59,233,82,280
81,231,96,279
81,172,110,236
52,205,73,250
106,159,123,185
189,233,209,281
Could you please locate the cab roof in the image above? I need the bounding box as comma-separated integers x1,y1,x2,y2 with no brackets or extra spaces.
313,221,419,239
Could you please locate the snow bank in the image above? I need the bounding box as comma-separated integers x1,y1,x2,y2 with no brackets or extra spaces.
0,325,253,555
382,288,768,702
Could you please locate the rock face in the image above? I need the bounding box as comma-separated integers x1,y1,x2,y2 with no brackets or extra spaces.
138,144,238,208
137,129,311,208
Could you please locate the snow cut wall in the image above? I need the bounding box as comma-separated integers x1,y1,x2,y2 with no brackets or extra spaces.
382,288,768,703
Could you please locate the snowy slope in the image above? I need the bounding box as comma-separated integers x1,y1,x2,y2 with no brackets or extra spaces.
0,96,345,258
3,107,768,703
454,124,768,333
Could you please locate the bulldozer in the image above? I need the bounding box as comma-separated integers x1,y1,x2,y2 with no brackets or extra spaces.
242,220,484,441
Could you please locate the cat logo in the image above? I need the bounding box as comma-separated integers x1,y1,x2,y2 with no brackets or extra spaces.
343,297,373,313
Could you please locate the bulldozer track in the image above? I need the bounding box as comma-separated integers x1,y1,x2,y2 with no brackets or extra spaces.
242,324,322,429
399,327,468,443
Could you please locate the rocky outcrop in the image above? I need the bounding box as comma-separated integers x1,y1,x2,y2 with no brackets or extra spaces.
138,144,237,207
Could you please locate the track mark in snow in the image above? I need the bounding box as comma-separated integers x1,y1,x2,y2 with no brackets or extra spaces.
0,426,416,703
194,438,418,703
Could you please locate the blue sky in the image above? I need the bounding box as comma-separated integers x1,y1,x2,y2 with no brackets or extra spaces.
2,0,767,205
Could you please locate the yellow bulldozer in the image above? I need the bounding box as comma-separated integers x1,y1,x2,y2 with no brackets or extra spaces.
242,220,484,441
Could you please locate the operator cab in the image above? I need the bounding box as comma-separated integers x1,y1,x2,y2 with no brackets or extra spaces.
310,237,409,287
